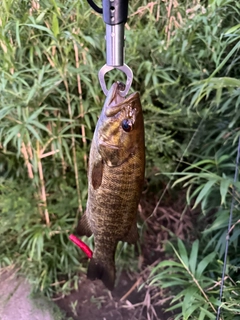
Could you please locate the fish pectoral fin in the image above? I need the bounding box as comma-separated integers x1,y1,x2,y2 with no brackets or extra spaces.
122,222,139,244
76,213,92,237
91,158,103,190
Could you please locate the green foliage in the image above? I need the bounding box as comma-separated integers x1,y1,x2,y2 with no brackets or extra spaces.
0,179,84,297
1,1,240,319
1,0,188,297
149,239,240,319
1,0,101,296
148,0,240,318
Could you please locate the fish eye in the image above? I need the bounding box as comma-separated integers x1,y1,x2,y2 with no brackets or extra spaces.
122,119,133,132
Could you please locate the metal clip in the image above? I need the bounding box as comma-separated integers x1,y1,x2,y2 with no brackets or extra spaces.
98,64,133,97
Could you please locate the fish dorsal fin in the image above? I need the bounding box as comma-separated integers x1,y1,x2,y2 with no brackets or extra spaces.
76,213,92,237
91,159,103,190
122,222,139,244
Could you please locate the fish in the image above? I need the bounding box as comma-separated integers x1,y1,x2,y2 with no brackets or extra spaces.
76,82,145,290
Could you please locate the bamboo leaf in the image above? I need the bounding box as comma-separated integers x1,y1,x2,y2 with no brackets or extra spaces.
196,252,216,278
189,240,199,274
28,106,47,122
193,179,217,209
23,24,54,36
177,239,189,268
84,114,91,130
30,120,51,134
3,125,22,148
15,20,21,48
220,178,231,204
0,106,13,120
225,24,240,34
199,307,215,319
52,13,59,37
26,124,42,142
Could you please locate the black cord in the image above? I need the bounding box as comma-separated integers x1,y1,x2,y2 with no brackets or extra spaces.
87,0,103,14
216,136,240,320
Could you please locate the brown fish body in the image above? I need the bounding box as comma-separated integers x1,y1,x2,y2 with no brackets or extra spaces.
77,82,145,290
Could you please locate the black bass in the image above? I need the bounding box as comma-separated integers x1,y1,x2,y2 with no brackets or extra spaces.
76,82,145,290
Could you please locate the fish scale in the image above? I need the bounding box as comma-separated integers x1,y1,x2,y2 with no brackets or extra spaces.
76,82,145,290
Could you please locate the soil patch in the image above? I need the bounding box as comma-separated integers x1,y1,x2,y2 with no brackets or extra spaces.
55,191,199,320
55,273,169,320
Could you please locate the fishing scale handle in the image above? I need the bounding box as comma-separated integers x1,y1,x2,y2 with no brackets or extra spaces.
104,0,129,66
87,0,128,25
87,0,129,66
103,0,129,25
87,0,133,96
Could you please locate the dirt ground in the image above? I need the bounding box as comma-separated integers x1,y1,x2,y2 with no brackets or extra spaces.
55,190,199,320
55,274,169,320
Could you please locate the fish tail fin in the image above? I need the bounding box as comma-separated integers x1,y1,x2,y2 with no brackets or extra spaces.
87,257,115,291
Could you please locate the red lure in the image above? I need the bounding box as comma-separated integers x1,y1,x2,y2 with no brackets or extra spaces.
69,234,93,259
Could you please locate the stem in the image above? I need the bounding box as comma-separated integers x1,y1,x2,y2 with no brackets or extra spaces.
73,31,87,169
129,2,158,18
21,141,34,179
63,79,83,216
166,0,173,46
40,150,59,159
172,244,217,315
156,3,160,21
37,141,50,226
29,0,40,14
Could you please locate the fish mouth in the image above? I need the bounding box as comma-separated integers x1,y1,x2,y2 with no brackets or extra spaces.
105,85,139,118
109,82,125,103
107,83,125,111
